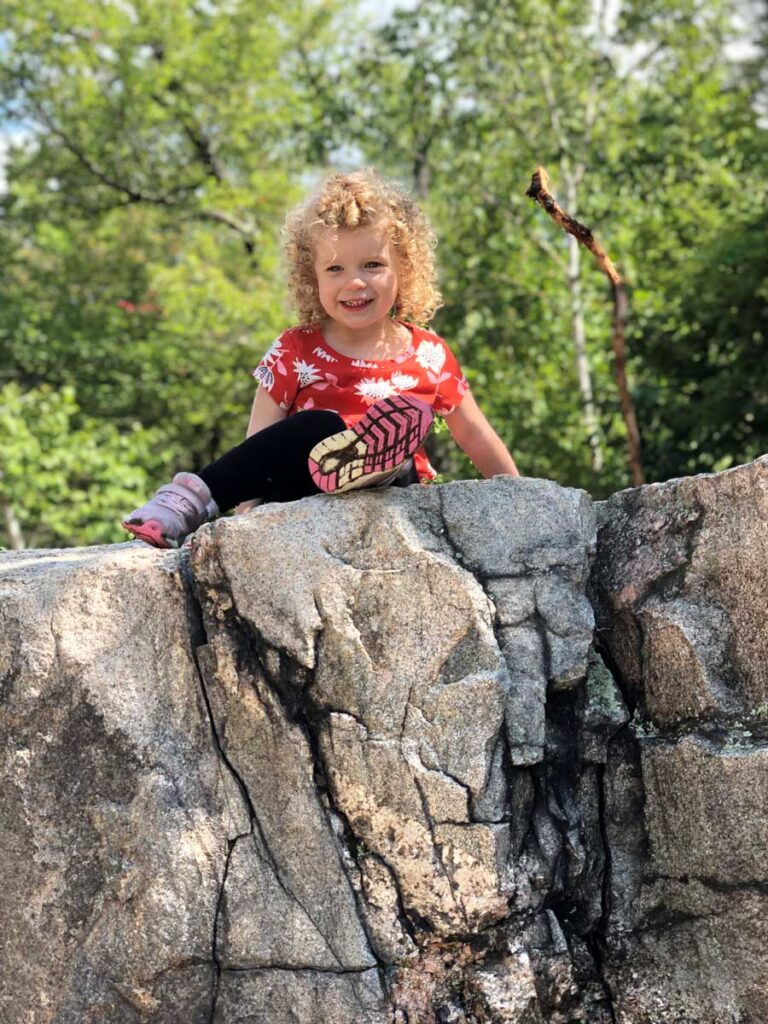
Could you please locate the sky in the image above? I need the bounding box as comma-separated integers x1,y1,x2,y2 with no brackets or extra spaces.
0,131,29,194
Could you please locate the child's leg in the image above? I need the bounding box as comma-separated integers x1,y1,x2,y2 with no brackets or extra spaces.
199,410,346,508
123,410,345,547
122,401,431,548
206,400,430,504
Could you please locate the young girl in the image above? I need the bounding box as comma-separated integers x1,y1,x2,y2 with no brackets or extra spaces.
123,169,519,548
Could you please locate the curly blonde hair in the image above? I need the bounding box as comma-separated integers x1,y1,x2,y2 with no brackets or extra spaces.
283,168,442,326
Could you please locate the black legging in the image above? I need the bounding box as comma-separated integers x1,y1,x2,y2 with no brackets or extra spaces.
198,410,417,511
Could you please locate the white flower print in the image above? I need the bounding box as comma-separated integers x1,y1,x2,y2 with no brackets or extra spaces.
414,340,446,374
253,365,275,391
252,336,286,391
390,372,419,391
293,358,324,387
354,377,397,404
261,337,285,365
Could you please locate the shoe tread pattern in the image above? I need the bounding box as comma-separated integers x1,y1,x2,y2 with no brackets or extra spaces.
308,395,433,494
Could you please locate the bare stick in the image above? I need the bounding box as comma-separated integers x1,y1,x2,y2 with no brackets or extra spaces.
526,166,645,487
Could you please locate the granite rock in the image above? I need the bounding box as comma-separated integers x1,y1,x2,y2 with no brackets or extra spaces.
592,456,768,1024
4,461,768,1023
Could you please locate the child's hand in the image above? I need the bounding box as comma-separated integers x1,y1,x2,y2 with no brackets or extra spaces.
234,499,262,516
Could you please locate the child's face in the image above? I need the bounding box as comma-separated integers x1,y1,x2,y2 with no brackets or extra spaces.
313,222,399,333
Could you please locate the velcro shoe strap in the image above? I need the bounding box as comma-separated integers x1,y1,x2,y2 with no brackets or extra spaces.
155,481,209,518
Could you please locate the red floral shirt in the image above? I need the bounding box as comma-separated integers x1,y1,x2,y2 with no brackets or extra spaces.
252,322,469,482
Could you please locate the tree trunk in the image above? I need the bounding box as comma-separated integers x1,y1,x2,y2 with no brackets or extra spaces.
413,138,431,200
2,501,26,550
565,178,604,473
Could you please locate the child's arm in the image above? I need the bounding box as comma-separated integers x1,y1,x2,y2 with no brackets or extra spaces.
245,387,288,437
443,392,520,478
234,389,288,515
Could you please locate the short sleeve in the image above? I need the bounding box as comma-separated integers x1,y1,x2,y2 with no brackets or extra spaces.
251,331,300,411
431,339,469,416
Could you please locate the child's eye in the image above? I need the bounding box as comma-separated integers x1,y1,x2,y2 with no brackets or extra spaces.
326,265,342,273
365,261,384,269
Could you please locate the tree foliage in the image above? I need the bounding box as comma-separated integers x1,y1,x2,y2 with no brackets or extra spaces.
0,0,348,547
0,0,765,547
340,0,767,494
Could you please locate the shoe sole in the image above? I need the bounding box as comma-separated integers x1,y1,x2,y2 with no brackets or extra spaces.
122,519,178,549
307,395,433,494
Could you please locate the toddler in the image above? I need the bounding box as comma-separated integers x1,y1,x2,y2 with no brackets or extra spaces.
123,169,519,548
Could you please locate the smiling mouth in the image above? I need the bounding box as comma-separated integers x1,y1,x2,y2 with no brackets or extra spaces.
340,298,374,310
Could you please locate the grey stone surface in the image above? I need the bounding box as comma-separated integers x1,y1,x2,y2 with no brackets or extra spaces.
641,735,768,883
438,476,595,583
189,479,600,1020
213,967,387,1024
6,460,768,1022
194,635,375,974
0,545,248,1024
609,885,768,1024
590,454,768,725
592,455,768,1024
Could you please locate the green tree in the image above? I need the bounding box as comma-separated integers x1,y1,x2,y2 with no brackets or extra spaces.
341,0,766,494
0,383,159,548
1,0,764,549
0,0,348,548
616,2,768,479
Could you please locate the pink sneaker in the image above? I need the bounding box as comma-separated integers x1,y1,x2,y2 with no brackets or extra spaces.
122,473,219,548
307,394,434,494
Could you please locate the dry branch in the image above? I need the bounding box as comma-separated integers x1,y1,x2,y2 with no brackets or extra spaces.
526,167,622,284
526,165,645,487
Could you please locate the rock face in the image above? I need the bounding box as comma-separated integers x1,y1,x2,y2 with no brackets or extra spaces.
1,462,767,1023
590,455,768,1024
